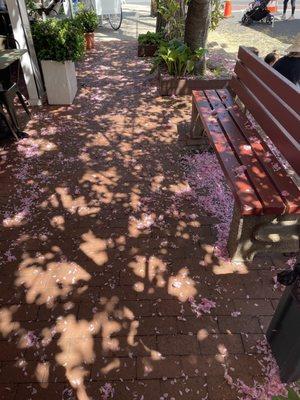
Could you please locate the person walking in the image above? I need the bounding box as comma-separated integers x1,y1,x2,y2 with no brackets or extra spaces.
281,0,296,20
273,34,300,88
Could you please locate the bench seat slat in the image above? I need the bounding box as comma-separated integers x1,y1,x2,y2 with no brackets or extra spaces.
234,61,300,143
193,91,263,216
204,89,286,214
217,89,300,214
230,76,300,174
238,46,300,115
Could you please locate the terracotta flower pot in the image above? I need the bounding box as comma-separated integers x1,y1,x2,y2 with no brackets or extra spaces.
85,32,95,50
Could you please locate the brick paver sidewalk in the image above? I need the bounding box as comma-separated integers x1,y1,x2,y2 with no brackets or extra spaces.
0,42,295,400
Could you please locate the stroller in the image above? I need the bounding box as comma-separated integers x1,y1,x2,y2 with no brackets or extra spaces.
241,0,275,25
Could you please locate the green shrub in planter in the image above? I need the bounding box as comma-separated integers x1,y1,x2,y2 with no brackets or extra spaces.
32,18,85,105
138,31,165,46
151,39,206,77
74,6,99,33
32,18,85,62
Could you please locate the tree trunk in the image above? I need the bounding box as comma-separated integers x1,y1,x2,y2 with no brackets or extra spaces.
151,0,158,17
156,13,167,32
184,0,211,73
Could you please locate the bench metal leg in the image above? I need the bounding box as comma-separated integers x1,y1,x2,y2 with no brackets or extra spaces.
227,203,300,262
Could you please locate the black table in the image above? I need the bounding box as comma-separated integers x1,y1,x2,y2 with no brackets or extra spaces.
0,49,27,70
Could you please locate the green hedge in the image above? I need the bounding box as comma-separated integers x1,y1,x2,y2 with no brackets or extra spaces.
32,18,85,62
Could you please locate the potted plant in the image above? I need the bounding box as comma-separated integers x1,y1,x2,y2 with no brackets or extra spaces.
74,5,98,50
137,31,165,57
32,18,85,105
152,39,229,96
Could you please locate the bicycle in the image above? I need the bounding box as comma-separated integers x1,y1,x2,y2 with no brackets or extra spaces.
79,0,123,31
107,0,123,30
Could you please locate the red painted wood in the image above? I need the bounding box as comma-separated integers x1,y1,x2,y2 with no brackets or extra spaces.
238,46,300,115
204,89,286,214
217,89,300,214
230,77,300,174
234,61,300,143
192,91,263,216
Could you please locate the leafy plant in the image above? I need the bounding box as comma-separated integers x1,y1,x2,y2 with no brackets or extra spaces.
157,0,223,38
157,0,187,39
138,31,165,46
273,388,300,400
152,39,206,76
211,65,223,77
210,0,224,30
32,18,85,62
25,0,38,16
74,4,99,33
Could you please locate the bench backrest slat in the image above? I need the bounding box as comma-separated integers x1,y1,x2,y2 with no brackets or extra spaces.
237,46,300,115
230,76,300,174
217,88,300,213
231,46,300,175
204,89,286,213
234,61,300,143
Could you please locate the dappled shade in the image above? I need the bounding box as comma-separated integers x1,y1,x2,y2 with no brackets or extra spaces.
0,41,294,400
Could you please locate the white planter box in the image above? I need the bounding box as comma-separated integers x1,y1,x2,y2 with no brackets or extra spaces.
41,60,77,105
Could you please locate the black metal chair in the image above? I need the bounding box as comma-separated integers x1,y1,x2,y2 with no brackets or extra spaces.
0,81,31,138
0,101,19,140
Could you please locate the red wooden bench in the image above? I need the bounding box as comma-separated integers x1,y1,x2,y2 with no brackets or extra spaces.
190,46,300,262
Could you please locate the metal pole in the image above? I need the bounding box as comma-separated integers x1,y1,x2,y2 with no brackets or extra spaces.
135,12,139,38
68,0,74,18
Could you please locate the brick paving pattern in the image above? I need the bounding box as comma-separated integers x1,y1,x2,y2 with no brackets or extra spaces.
0,42,298,400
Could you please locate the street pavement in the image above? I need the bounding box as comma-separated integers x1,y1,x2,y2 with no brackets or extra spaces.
233,0,300,13
96,0,300,51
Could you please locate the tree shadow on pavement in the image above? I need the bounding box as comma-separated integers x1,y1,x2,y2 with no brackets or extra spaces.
0,41,289,400
246,19,300,46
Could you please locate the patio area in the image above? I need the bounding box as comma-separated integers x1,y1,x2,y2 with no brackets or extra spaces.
0,41,297,400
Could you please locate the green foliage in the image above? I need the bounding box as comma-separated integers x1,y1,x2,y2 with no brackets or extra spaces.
210,0,224,30
157,0,187,39
157,0,223,40
25,0,37,15
138,31,165,45
74,4,99,33
273,389,300,400
152,39,206,76
32,18,85,62
211,65,223,77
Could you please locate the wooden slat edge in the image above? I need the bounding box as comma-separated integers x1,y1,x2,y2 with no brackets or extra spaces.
238,46,300,115
193,91,263,215
230,77,300,174
217,88,300,214
204,89,286,214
